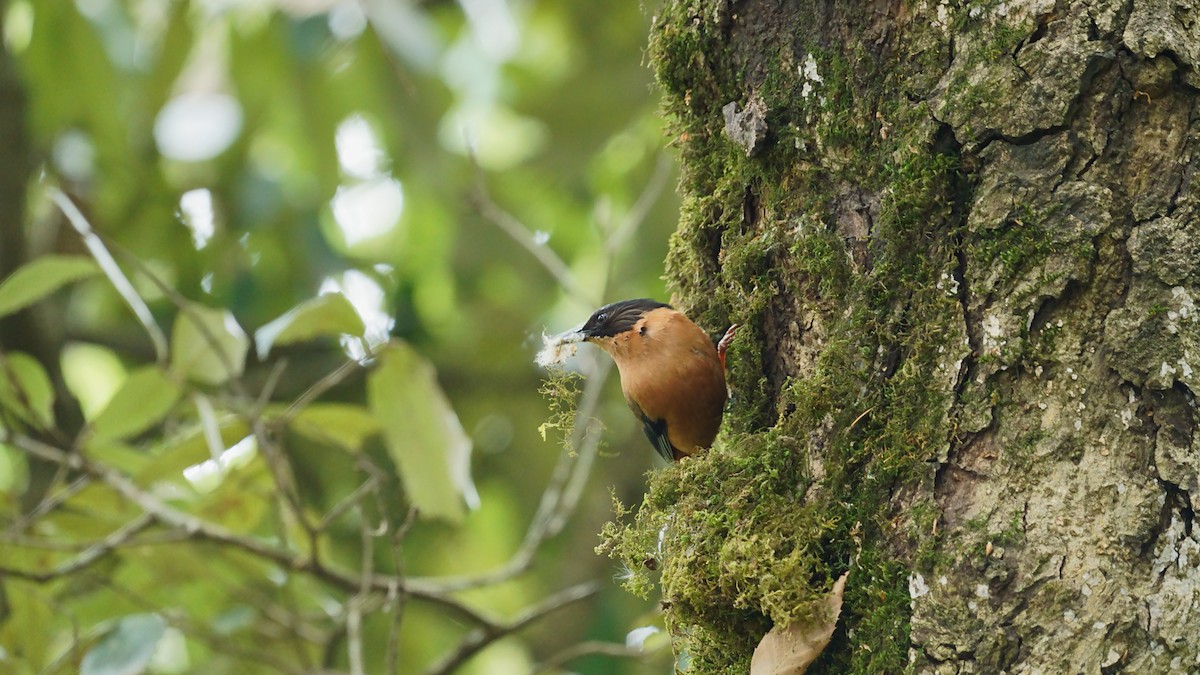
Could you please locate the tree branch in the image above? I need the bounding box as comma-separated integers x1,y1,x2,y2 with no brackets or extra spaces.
6,433,490,627
533,640,654,674
49,188,169,364
406,357,611,592
0,513,153,581
423,581,600,675
605,152,673,254
469,173,597,308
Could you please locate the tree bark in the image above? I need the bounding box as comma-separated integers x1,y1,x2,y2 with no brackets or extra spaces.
613,0,1200,671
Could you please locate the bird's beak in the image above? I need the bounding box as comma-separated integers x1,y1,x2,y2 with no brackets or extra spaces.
553,326,588,344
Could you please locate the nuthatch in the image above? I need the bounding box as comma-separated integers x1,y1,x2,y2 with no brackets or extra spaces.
549,299,737,461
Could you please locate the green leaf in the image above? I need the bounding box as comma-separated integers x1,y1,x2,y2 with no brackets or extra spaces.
287,402,381,452
22,2,123,168
0,255,99,319
0,443,27,493
0,352,56,428
254,292,365,359
80,613,166,675
142,0,194,115
367,341,477,524
89,366,182,442
47,483,128,538
194,451,271,532
170,304,248,386
3,573,53,668
88,440,150,476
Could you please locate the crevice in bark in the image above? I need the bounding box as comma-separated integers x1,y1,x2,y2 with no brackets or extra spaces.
1119,0,1137,35
1008,6,1057,81
740,183,760,233
1158,49,1200,94
951,239,976,388
974,124,1070,155
1142,385,1178,562
1028,280,1085,342
942,117,980,478
1099,645,1127,673
1074,145,1101,179
935,120,971,338
1026,11,1054,47
1165,134,1194,216
1147,478,1194,587
1115,230,1135,297
982,45,1112,156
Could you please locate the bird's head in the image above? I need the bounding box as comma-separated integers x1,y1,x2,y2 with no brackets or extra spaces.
556,298,671,348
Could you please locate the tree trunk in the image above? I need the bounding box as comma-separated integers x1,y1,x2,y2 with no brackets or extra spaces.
0,6,84,511
604,0,1200,671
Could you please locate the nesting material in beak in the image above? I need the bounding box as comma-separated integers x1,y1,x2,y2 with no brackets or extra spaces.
535,329,585,368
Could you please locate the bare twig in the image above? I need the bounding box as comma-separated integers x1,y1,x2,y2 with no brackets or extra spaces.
227,586,327,645
253,358,289,418
544,362,609,536
317,474,382,533
346,604,365,675
423,581,600,675
276,355,365,427
605,152,674,254
6,473,89,534
0,513,153,581
407,357,611,592
102,235,241,384
347,505,378,675
98,575,303,673
468,172,596,307
49,188,168,364
7,434,491,627
193,392,225,463
386,506,419,675
533,640,654,674
251,416,313,540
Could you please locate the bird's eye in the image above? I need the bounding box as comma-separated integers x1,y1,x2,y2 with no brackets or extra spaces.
596,312,608,323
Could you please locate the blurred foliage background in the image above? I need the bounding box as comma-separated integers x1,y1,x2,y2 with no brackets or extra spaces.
0,0,683,672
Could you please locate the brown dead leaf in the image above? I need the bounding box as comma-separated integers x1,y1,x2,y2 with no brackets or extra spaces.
749,571,849,675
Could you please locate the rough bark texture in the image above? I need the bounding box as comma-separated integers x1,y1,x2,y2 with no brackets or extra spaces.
600,0,1200,672
914,2,1200,671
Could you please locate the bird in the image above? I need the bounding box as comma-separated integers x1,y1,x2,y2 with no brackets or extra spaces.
550,299,737,461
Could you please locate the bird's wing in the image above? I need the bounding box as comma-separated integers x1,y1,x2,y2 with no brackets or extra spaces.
641,416,676,463
627,397,676,462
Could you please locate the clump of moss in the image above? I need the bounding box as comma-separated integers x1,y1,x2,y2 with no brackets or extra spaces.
599,431,835,672
537,368,585,453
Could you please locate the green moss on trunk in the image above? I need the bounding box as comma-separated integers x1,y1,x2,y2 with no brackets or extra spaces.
598,1,987,671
